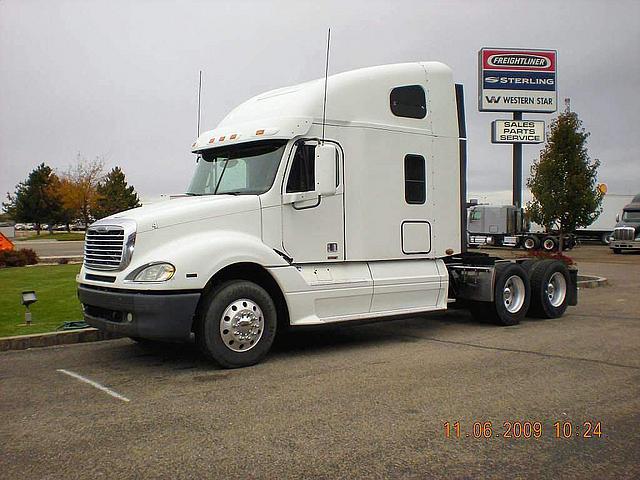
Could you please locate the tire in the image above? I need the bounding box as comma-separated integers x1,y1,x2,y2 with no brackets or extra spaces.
563,235,576,250
527,260,570,319
612,248,622,254
522,235,539,250
520,258,539,273
542,236,557,252
601,232,612,245
470,263,531,326
195,280,277,368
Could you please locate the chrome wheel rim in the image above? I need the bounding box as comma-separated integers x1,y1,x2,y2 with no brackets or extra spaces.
546,272,567,307
219,298,264,352
524,238,535,249
543,239,555,250
503,275,526,313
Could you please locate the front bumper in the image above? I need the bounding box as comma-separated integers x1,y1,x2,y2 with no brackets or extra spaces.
610,240,640,250
77,284,201,341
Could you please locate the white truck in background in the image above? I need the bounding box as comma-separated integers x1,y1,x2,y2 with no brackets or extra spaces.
77,62,577,368
610,193,640,253
467,204,575,251
575,193,634,244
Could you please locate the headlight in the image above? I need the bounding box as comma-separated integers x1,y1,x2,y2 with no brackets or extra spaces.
126,262,175,282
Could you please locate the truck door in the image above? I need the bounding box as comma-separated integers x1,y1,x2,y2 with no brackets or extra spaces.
281,140,344,263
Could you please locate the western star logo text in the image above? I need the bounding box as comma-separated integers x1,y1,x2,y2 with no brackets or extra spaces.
485,96,554,105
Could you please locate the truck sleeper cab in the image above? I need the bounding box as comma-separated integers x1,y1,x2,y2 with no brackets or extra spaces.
77,62,577,368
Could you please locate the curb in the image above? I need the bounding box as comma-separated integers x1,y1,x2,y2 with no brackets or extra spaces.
0,328,122,352
577,274,608,288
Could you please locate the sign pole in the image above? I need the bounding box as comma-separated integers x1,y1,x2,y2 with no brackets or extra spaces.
512,111,523,209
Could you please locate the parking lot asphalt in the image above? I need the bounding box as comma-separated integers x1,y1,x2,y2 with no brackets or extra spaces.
1,246,639,479
13,239,84,258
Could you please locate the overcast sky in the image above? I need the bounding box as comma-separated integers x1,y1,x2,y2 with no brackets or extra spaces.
1,0,639,205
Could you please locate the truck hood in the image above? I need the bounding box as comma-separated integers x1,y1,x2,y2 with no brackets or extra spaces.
98,195,261,233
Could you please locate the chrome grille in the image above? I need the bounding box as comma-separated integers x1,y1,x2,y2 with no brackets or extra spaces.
84,227,125,270
613,227,635,241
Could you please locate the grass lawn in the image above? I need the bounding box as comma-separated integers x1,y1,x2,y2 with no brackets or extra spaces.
0,264,83,337
19,232,85,242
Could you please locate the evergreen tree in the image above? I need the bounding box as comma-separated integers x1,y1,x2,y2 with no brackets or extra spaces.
2,163,64,234
526,106,602,251
94,167,141,219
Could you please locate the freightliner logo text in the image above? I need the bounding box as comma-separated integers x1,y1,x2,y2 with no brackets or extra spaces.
487,54,550,68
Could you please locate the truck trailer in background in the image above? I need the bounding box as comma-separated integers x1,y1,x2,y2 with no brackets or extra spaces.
467,204,574,251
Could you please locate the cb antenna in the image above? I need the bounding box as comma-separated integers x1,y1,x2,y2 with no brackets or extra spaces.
197,70,203,137
321,28,331,144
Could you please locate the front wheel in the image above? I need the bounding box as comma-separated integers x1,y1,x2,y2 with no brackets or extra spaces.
195,280,277,368
470,263,531,326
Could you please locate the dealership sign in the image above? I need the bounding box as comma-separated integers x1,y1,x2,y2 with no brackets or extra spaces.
491,120,545,144
479,48,557,113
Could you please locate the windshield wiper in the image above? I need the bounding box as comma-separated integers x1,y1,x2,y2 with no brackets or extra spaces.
212,158,230,195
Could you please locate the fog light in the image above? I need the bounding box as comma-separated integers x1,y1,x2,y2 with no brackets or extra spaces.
126,313,134,323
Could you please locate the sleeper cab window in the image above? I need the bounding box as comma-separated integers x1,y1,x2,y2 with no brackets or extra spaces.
390,85,427,119
404,154,426,204
286,144,316,193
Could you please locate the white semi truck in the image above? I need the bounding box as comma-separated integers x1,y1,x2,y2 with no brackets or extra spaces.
78,62,577,368
610,193,640,253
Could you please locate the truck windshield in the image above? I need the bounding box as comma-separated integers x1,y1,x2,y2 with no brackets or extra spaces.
622,210,640,222
187,140,287,195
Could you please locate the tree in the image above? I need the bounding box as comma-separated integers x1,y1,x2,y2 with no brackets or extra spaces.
526,106,602,252
2,163,65,234
93,167,141,219
58,154,104,228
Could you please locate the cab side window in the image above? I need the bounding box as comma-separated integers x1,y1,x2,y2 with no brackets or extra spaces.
286,144,316,193
390,85,427,119
404,154,426,204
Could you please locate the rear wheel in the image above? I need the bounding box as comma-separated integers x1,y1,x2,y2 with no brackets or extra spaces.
470,263,530,326
527,260,570,318
195,280,277,368
542,236,557,252
523,236,539,250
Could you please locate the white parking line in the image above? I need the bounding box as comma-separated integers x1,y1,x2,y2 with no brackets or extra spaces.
56,369,130,403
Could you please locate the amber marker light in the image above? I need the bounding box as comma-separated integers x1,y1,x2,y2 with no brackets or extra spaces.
255,129,265,135
208,138,215,144
230,134,237,139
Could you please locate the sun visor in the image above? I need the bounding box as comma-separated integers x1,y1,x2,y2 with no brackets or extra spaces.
192,117,312,153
